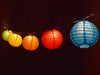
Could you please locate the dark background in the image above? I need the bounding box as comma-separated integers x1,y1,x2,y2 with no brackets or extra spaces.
0,0,100,75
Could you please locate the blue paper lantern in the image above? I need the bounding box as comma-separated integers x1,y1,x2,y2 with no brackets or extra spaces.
70,21,99,48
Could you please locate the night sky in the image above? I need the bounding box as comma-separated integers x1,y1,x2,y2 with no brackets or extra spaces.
0,0,100,75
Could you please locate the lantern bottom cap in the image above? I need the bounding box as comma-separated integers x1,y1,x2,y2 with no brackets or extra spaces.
79,44,89,49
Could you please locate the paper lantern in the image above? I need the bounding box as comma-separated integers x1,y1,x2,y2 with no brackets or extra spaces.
42,29,63,49
8,33,22,47
70,21,99,48
2,30,13,41
22,35,39,51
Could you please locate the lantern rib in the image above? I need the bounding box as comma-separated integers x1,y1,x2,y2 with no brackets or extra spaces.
14,34,19,46
30,36,33,50
83,21,87,44
89,23,98,47
52,30,55,49
70,33,79,47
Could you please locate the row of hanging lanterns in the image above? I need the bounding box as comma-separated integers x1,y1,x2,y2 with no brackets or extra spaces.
1,21,99,51
2,29,63,51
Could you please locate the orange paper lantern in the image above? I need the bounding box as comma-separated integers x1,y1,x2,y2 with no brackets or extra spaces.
22,35,39,51
42,29,63,49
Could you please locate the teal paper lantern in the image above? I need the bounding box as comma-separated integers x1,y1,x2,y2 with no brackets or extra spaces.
70,21,99,48
2,30,13,41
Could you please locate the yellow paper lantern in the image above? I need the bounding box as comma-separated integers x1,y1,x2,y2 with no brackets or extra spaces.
22,35,39,51
8,33,22,47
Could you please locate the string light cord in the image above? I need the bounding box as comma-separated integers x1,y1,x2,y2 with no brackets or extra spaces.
65,11,100,26
81,10,100,20
1,10,100,35
55,10,100,32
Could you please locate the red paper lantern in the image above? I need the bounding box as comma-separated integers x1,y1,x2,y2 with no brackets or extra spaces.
42,29,63,49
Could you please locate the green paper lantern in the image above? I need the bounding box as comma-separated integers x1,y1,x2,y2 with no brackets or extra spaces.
2,30,13,41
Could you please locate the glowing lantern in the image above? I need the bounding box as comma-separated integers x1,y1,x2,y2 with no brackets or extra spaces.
42,29,63,49
8,33,22,47
70,21,99,49
2,30,13,41
22,35,39,51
